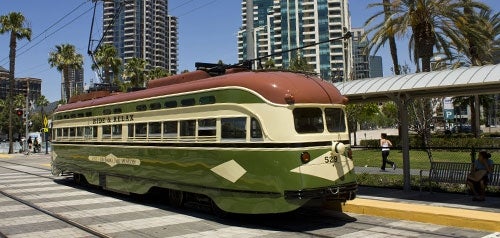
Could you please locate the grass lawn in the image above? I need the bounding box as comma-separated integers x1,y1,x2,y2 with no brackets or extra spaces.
352,148,475,170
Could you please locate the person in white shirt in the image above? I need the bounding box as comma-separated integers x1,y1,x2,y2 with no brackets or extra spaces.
380,133,396,171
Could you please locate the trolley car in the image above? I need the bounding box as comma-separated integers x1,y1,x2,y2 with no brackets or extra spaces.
51,64,357,214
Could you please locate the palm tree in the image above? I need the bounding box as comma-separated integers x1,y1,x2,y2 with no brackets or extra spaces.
91,44,122,84
36,95,49,117
364,0,401,75
449,6,498,66
123,57,148,88
147,67,170,82
400,0,488,72
0,12,32,154
446,4,495,137
48,44,84,103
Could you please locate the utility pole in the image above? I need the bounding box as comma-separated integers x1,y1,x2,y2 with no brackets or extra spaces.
24,79,29,153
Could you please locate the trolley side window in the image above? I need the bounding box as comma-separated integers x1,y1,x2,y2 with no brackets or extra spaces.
293,108,324,133
221,117,246,139
84,126,97,139
135,123,147,138
69,127,76,137
251,117,263,139
102,125,111,139
112,125,122,137
76,127,83,137
198,119,216,137
149,122,162,137
325,108,346,132
180,120,196,137
163,121,178,138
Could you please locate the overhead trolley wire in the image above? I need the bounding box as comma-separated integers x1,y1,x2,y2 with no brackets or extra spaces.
174,0,219,17
169,0,197,11
0,1,91,66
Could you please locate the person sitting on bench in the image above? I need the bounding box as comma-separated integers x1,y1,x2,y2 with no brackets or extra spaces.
466,150,494,201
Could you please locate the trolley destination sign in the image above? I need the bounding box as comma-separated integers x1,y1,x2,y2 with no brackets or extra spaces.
91,115,135,125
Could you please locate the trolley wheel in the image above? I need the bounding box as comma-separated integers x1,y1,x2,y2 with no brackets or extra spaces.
211,200,228,218
168,189,184,207
73,173,87,185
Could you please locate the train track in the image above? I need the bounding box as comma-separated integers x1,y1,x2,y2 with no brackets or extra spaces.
0,160,111,238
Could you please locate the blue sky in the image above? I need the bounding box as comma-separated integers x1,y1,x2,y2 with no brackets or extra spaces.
0,0,498,102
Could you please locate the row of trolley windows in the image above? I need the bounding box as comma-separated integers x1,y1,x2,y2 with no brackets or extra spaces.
56,96,216,119
54,117,263,141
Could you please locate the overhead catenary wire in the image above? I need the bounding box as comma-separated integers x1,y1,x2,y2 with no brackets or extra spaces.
16,1,88,53
0,2,92,68
173,0,219,17
169,0,196,11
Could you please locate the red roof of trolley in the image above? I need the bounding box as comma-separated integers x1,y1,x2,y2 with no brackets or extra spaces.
57,70,347,112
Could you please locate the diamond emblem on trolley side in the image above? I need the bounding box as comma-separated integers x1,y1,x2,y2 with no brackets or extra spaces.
211,160,247,183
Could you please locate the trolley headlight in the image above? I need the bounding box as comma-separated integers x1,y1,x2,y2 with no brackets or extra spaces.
300,152,311,164
332,142,346,154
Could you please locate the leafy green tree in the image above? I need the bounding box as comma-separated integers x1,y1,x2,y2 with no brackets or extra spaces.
48,44,84,103
123,57,148,88
264,58,276,69
35,95,49,130
346,103,380,145
380,102,399,127
91,44,122,84
0,99,6,135
0,12,32,153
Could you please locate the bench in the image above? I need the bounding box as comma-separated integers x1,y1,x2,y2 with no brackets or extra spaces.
420,162,500,192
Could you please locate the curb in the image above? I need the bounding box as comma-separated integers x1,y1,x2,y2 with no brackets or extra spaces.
336,198,500,232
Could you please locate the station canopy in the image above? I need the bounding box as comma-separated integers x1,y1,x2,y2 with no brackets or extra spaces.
334,64,500,103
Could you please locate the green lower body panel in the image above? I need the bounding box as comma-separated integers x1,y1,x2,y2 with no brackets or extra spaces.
51,143,357,214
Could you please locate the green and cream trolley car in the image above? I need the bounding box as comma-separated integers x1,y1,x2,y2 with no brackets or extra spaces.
51,65,357,214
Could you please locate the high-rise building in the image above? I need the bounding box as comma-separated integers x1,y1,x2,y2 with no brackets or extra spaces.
351,28,383,79
351,28,369,80
0,66,41,102
61,68,84,102
238,0,353,81
102,0,178,75
369,56,383,78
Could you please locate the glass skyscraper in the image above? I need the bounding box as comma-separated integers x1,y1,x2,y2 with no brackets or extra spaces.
238,0,353,81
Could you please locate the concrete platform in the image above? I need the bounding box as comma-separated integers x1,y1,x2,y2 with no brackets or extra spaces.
339,186,500,232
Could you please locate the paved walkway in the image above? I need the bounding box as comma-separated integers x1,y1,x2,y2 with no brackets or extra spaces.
1,152,499,233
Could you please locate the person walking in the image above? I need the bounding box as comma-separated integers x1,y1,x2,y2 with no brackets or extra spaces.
380,133,396,171
27,136,33,154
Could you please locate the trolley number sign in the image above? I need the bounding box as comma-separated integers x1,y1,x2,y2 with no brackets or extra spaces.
324,155,339,164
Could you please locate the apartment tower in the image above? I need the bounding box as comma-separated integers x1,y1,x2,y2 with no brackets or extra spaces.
102,0,178,75
238,0,353,81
